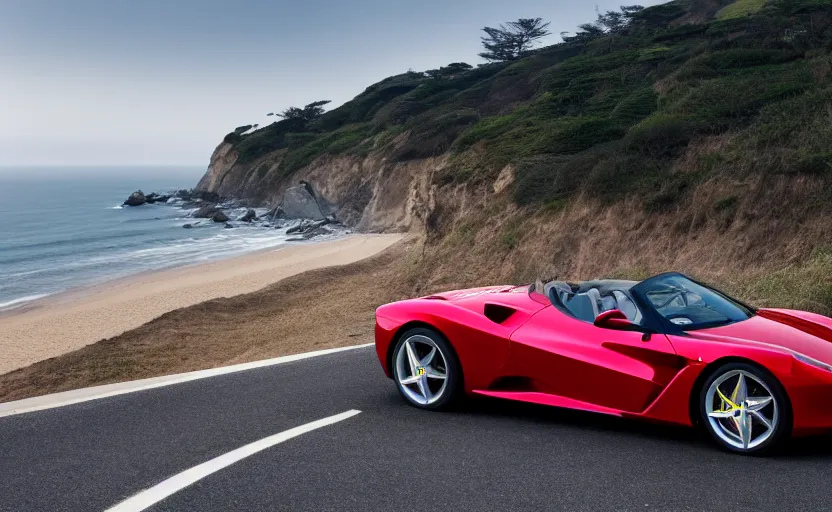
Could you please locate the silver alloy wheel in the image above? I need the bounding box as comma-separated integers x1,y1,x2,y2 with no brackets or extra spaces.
705,369,779,451
395,335,449,405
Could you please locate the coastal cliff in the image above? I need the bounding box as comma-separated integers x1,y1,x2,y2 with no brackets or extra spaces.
198,141,438,232
195,0,832,313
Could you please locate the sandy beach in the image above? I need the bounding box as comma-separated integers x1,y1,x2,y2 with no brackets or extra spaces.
0,234,402,375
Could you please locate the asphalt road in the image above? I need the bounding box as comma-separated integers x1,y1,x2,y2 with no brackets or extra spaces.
2,346,832,512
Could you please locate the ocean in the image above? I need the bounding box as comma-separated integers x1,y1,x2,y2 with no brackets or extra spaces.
0,167,296,311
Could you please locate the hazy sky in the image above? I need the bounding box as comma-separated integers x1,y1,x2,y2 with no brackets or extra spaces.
2,0,666,167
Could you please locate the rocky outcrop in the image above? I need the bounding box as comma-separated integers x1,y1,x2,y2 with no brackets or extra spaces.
239,209,257,223
123,191,146,207
175,189,193,201
192,205,229,223
195,136,441,233
277,182,336,221
285,218,336,237
145,193,170,204
291,154,439,232
196,142,240,195
285,222,334,241
124,190,175,206
302,226,332,239
193,205,221,219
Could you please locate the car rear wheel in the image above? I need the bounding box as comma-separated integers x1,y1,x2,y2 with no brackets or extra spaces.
699,362,790,454
392,328,461,410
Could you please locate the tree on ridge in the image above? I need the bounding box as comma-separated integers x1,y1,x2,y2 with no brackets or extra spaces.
277,100,332,122
479,18,552,62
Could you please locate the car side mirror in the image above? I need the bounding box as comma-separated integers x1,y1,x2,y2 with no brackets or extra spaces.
594,309,639,331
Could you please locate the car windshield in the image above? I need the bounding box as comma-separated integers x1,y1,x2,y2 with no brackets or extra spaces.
631,274,753,330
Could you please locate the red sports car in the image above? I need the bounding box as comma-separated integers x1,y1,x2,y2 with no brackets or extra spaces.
374,272,832,454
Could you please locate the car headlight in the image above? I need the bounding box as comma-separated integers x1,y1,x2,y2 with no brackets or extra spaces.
793,352,832,373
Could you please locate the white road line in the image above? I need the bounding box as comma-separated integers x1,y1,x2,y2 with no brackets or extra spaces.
0,344,373,418
105,409,362,512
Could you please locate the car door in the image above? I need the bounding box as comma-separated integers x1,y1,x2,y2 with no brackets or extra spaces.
508,306,684,413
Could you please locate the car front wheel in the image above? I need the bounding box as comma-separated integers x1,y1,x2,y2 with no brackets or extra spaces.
392,327,461,410
699,362,790,454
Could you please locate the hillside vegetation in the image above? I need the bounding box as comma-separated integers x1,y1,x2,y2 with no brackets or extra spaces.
204,0,832,314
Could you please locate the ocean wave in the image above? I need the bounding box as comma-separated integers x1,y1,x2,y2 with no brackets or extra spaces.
0,201,315,310
0,236,156,267
0,293,50,310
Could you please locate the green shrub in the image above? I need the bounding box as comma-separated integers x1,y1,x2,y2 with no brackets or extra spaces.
638,46,672,62
534,117,625,155
279,124,373,175
393,109,480,161
223,132,242,144
717,0,769,20
793,153,832,174
669,63,721,83
512,152,606,206
235,118,305,163
668,61,813,128
745,87,832,149
625,114,697,157
285,132,317,147
714,195,740,212
611,87,659,123
701,49,797,69
631,2,688,27
582,153,669,202
653,24,710,43
455,111,524,151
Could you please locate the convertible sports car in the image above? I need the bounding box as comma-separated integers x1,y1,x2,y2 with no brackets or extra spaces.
374,272,832,454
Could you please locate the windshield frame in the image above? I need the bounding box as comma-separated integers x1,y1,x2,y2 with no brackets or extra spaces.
630,272,756,334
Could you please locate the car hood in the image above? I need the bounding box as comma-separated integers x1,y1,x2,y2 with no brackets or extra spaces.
692,309,832,363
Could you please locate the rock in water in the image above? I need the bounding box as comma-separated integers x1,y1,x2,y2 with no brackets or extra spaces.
239,209,257,223
212,211,229,223
145,193,170,204
123,190,146,207
175,189,193,201
193,205,221,218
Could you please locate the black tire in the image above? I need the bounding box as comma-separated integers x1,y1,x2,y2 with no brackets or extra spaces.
698,362,791,455
391,327,462,411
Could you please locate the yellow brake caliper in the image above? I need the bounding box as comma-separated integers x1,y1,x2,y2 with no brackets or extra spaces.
717,388,737,413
